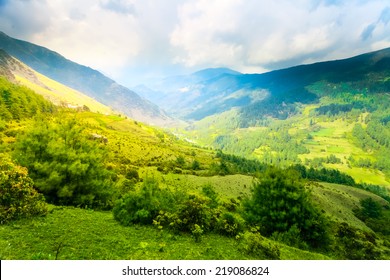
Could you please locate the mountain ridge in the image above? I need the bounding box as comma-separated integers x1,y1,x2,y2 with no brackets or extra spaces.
143,47,390,121
0,31,173,126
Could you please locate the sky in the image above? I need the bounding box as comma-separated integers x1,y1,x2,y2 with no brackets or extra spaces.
1,0,390,86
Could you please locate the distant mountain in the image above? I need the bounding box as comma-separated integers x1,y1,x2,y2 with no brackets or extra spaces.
136,67,243,118
143,48,390,122
0,31,173,126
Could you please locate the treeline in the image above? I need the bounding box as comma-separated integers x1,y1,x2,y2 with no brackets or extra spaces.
215,150,357,186
314,101,375,117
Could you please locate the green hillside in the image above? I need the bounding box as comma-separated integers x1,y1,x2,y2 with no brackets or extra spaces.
1,64,390,259
176,87,390,189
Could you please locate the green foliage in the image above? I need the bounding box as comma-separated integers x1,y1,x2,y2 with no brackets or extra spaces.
0,77,55,120
290,164,356,186
0,156,47,224
0,206,329,260
201,184,219,208
214,124,309,166
216,211,245,237
353,198,390,237
14,117,114,209
171,194,213,232
335,222,381,260
238,232,281,259
191,224,203,243
244,168,330,249
271,225,308,250
355,198,383,220
113,177,179,225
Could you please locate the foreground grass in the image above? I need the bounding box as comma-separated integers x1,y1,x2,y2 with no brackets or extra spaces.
0,206,328,260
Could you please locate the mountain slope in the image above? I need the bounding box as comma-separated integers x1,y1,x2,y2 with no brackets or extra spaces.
145,48,390,121
135,67,245,118
0,31,173,126
0,49,114,114
169,49,390,188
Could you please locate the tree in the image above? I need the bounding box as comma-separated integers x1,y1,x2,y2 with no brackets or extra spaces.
14,117,114,209
0,156,47,224
244,168,330,248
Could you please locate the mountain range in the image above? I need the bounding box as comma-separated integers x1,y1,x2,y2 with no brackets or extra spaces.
0,31,173,126
139,48,390,123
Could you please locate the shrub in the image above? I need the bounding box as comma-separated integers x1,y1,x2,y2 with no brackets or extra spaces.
113,178,178,225
0,156,47,224
192,224,203,243
239,232,280,259
216,212,245,237
335,222,381,260
174,194,213,232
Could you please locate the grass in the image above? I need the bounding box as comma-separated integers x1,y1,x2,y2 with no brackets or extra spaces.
149,171,255,198
15,72,113,114
0,206,328,260
310,182,388,230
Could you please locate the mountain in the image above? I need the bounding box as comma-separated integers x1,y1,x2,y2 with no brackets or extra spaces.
0,49,115,114
135,67,243,118
144,48,390,121
167,49,390,188
0,31,173,126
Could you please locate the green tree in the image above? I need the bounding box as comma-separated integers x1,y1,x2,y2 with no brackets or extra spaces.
244,168,330,248
14,117,114,209
355,198,383,220
0,155,47,224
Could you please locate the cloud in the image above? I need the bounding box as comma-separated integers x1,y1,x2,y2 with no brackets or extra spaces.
379,6,390,24
1,0,390,85
361,23,376,41
360,6,390,42
0,0,52,37
100,0,136,16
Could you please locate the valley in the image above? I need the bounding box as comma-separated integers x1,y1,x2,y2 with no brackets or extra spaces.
1,31,390,260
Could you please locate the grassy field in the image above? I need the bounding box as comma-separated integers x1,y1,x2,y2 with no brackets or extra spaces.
0,206,328,260
137,168,255,198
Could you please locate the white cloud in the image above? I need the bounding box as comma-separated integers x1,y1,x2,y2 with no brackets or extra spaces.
170,0,244,68
0,0,390,83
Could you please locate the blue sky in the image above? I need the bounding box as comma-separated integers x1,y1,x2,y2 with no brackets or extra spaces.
1,0,390,86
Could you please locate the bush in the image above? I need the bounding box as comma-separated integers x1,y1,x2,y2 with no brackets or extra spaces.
173,194,213,232
113,178,179,225
335,222,381,260
271,224,308,250
216,212,245,237
239,232,280,259
0,156,47,224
